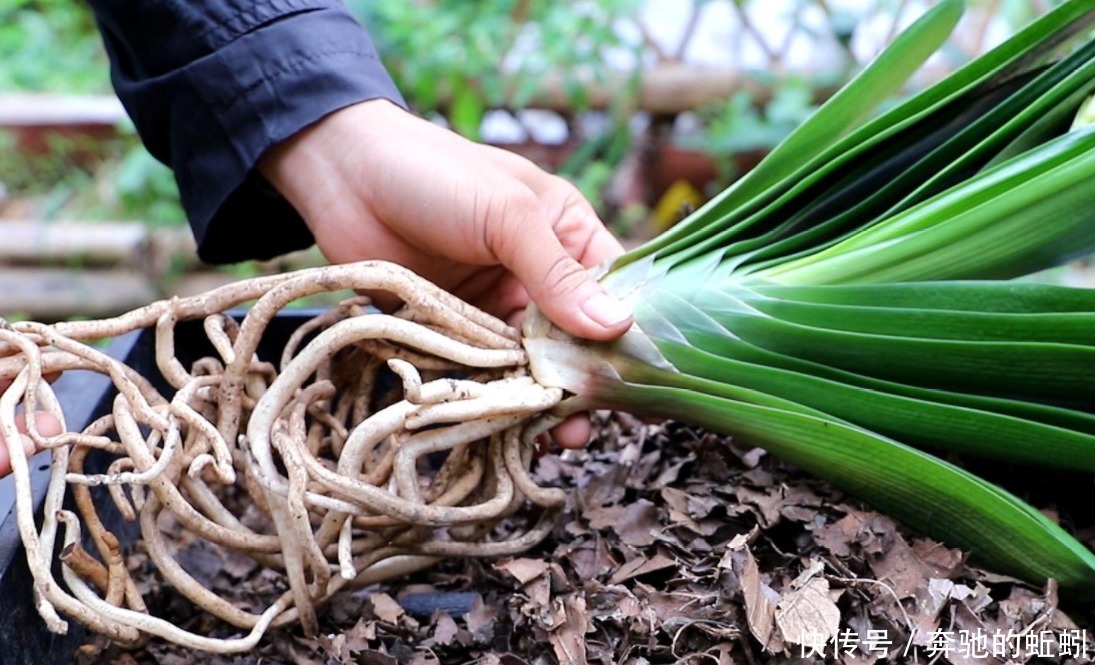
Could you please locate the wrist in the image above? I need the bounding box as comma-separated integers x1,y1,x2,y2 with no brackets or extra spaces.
258,98,403,233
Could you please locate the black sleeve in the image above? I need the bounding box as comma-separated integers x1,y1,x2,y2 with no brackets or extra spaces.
85,0,406,263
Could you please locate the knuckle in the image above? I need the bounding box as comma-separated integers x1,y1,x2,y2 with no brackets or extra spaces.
550,174,584,201
498,185,541,222
484,183,542,247
547,176,598,228
541,253,586,297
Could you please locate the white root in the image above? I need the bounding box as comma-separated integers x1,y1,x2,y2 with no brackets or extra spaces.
1,260,568,654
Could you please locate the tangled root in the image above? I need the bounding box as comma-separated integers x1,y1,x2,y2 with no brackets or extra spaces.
0,261,568,653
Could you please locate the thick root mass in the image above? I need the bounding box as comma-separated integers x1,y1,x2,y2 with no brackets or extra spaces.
0,261,566,653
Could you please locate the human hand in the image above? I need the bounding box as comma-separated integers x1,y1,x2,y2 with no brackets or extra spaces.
0,378,61,477
259,99,633,448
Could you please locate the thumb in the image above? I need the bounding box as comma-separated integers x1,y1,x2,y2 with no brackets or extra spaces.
495,210,632,341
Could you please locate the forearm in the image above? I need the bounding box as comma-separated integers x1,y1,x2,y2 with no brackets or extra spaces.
86,0,405,263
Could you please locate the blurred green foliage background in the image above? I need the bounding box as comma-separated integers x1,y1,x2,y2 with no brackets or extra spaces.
0,0,1058,237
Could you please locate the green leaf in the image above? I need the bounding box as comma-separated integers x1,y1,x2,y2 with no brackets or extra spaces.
631,285,1095,466
754,127,1095,284
614,0,965,268
602,376,1095,598
567,0,1095,599
611,0,1095,277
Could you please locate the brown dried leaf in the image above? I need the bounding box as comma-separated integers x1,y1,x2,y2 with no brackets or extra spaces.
867,545,924,600
780,504,820,524
910,539,964,577
613,499,661,547
75,412,1095,665
356,650,399,665
578,464,629,509
906,578,976,647
775,576,841,649
652,453,691,486
948,601,1004,665
780,486,825,524
738,446,767,469
548,595,589,665
687,492,721,519
585,584,643,621
344,618,376,652
316,632,353,665
640,589,698,623
562,539,617,580
495,557,550,585
586,504,623,530
661,486,691,515
739,465,772,486
814,517,853,558
609,551,677,585
464,595,497,636
733,542,778,649
821,510,900,560
517,573,552,619
370,593,404,624
783,483,824,507
734,486,783,528
662,487,723,538
407,653,440,665
175,540,224,589
855,514,898,556
868,529,955,601
534,454,564,483
926,578,975,612
427,613,459,647
220,547,260,581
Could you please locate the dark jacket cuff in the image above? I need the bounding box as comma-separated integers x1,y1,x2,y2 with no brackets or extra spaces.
101,4,404,263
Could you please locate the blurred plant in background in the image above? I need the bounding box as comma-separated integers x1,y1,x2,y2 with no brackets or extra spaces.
1,0,1076,319
0,0,183,226
0,0,108,93
108,126,187,226
0,123,184,226
351,0,641,138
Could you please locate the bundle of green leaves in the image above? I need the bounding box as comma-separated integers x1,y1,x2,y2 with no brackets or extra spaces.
523,0,1095,597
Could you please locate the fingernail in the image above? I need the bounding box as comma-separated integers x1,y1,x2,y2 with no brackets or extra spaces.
580,292,632,328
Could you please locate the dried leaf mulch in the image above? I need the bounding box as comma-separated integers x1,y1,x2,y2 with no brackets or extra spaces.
80,413,1095,665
